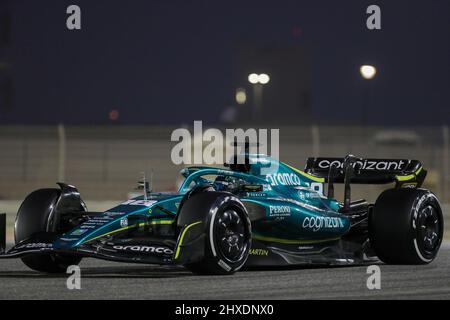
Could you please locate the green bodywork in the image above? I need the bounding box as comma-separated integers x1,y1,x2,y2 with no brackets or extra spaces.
53,154,351,250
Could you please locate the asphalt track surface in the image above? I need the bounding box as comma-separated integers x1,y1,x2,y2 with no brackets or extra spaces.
1,243,450,300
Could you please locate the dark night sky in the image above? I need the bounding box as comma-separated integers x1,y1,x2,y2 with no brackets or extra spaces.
0,0,449,125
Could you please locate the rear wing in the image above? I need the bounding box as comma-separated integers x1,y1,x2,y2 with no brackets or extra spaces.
304,157,426,187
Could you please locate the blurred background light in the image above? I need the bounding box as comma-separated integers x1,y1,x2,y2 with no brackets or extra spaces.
248,73,259,84
248,73,270,84
109,109,120,121
259,73,270,84
235,88,247,105
360,65,377,80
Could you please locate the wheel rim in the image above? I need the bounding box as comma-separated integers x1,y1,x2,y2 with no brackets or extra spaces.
215,208,248,263
417,205,441,254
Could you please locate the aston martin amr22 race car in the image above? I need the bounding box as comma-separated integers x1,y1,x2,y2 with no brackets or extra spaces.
0,153,444,274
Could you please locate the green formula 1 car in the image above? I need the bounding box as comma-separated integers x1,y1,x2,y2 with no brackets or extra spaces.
0,153,443,275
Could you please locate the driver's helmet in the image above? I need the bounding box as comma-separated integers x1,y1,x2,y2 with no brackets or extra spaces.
213,175,234,191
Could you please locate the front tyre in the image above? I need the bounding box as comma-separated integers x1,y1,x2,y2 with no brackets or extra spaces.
180,192,251,275
15,189,82,273
370,188,443,264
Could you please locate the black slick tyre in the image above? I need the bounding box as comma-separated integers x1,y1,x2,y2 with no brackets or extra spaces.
370,188,443,264
15,189,82,273
179,192,251,275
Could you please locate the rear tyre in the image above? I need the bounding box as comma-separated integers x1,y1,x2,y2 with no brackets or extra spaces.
370,188,443,264
180,192,251,275
15,189,82,273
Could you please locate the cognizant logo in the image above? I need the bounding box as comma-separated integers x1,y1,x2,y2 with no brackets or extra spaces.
317,159,406,171
302,216,344,232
